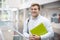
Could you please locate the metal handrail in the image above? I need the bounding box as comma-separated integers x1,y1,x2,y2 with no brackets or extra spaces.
0,30,5,40
11,27,26,40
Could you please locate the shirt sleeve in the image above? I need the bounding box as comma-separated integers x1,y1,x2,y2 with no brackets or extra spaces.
40,19,54,40
23,19,29,39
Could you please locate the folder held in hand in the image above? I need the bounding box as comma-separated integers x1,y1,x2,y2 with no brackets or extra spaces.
30,23,48,36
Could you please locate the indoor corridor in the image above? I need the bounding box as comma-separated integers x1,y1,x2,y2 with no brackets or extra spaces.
0,0,60,40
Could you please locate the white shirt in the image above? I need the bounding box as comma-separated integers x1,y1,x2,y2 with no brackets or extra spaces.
23,14,54,40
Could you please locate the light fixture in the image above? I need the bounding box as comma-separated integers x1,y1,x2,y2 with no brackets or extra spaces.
8,29,12,32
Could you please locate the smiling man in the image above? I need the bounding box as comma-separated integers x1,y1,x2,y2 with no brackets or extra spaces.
23,3,54,40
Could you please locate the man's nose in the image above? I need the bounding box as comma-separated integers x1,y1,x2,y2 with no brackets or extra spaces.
32,10,35,12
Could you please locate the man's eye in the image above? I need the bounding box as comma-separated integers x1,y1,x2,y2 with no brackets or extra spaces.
31,9,37,10
34,9,37,10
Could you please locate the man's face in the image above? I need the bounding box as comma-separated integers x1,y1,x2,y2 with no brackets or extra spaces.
30,6,40,17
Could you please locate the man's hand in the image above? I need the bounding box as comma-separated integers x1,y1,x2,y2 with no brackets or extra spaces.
29,35,41,40
29,35,35,40
33,35,41,40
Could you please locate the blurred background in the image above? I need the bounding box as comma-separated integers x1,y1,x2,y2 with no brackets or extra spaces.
0,0,60,40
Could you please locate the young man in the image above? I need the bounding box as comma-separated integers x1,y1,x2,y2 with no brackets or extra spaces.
23,3,54,40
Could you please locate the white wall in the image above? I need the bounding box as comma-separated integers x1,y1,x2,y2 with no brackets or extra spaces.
5,0,59,9
40,1,60,20
43,1,60,9
41,9,60,19
30,0,59,5
6,0,22,8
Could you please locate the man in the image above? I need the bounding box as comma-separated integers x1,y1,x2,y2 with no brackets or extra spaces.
23,3,54,40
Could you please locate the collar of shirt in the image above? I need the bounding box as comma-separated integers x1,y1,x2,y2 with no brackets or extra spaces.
30,14,41,21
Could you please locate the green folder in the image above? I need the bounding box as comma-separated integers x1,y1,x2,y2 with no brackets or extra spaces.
30,23,48,36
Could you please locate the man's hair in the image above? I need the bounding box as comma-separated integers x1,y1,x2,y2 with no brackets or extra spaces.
31,3,40,10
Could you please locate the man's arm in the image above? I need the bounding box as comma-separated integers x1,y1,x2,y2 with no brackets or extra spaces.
40,19,54,40
23,19,29,39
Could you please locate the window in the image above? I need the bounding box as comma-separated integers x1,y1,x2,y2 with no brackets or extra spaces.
3,0,5,2
51,13,60,23
0,10,2,15
1,10,9,21
0,0,2,2
0,2,2,8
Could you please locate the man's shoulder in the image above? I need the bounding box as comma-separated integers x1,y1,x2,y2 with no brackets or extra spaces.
24,18,30,23
40,16,50,22
26,18,30,21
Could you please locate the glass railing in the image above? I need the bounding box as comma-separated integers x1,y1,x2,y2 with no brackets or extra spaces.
0,21,26,40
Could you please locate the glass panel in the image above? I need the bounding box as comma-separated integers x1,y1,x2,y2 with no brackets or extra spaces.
20,0,23,4
1,10,9,21
51,13,60,23
0,10,2,15
18,8,30,34
24,0,29,2
26,8,30,18
19,10,24,33
0,25,26,40
0,10,2,20
3,0,5,2
0,0,2,2
0,3,2,8
12,11,19,35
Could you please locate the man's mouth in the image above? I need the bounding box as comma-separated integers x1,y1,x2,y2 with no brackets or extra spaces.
32,12,36,13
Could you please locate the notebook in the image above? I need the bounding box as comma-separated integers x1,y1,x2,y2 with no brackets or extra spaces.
30,23,48,36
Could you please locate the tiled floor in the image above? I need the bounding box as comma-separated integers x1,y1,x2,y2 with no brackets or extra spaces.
53,33,60,40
